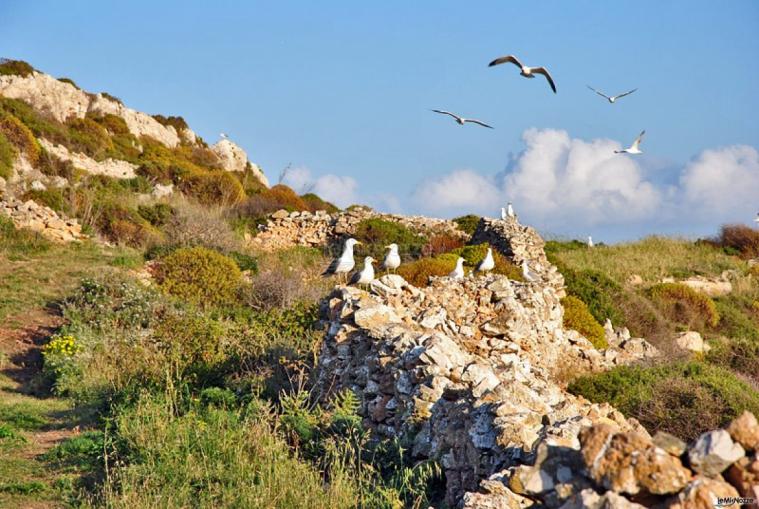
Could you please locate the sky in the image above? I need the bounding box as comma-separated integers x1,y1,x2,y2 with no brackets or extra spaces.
2,1,758,242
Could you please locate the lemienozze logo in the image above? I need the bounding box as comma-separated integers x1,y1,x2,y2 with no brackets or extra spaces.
714,497,756,507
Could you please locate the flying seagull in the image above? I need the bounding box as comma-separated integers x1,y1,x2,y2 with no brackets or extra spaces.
586,85,638,104
382,243,401,272
587,236,594,248
449,257,465,280
431,110,493,129
350,256,375,286
521,261,538,282
323,238,361,281
476,248,495,273
488,55,557,93
615,130,646,155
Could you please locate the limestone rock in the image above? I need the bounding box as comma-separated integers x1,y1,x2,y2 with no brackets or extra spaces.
674,331,710,354
726,411,759,451
152,183,174,198
724,454,759,499
0,196,85,242
687,430,745,476
39,139,138,179
679,276,732,297
664,477,739,509
0,72,90,122
89,93,180,147
211,139,269,187
652,431,687,457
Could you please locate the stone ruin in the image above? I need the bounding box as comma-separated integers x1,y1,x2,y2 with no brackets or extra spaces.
311,214,758,507
1,196,85,243
249,206,468,251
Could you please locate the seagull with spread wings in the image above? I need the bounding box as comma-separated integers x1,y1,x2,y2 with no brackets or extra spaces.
615,130,646,155
431,110,493,129
587,85,638,104
488,55,556,93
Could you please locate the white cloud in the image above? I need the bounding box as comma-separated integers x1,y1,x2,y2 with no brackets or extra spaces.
679,145,759,219
282,166,359,208
412,169,501,213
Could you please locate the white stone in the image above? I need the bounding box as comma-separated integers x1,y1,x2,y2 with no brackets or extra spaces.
688,429,745,476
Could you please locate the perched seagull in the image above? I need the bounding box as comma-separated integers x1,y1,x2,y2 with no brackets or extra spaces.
476,248,495,273
500,207,507,220
488,55,557,93
430,110,493,129
755,212,759,223
587,236,594,248
382,243,401,272
615,130,646,155
220,132,229,139
586,85,638,104
350,256,376,286
507,202,515,218
449,257,465,280
521,261,538,282
322,238,361,281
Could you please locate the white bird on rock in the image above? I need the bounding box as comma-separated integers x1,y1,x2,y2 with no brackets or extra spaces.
449,257,465,279
220,132,229,139
476,248,495,273
586,85,638,104
431,110,493,129
350,256,375,286
382,243,401,272
615,130,645,155
507,202,515,218
587,236,594,248
522,261,538,282
323,238,361,281
488,54,557,93
755,212,759,223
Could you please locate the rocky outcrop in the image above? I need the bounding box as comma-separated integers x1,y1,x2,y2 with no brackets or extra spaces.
251,206,468,250
315,269,657,505
88,94,180,148
211,139,269,186
38,139,138,179
1,197,85,242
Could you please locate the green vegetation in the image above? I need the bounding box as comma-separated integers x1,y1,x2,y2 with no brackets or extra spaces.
0,59,35,77
569,361,759,441
0,132,16,179
353,218,428,260
156,247,242,308
452,214,480,235
152,114,189,133
649,282,720,330
710,224,759,259
57,77,80,89
562,295,608,349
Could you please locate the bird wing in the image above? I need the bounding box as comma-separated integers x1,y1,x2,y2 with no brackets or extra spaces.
431,109,462,122
587,85,610,100
614,88,638,100
322,257,341,276
348,270,361,285
532,67,557,93
464,118,494,129
322,256,352,276
488,55,523,68
631,130,646,150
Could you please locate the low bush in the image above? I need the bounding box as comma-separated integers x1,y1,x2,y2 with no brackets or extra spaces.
176,168,245,205
57,77,80,89
0,132,15,179
568,361,759,440
65,117,113,159
37,149,76,179
41,334,84,396
155,247,241,308
452,214,480,235
707,299,759,381
160,201,240,253
0,112,40,165
396,256,458,286
237,184,308,217
0,58,35,77
553,261,625,326
137,203,174,227
353,218,428,261
452,243,521,279
95,201,161,247
22,188,68,214
712,224,759,259
562,296,608,349
100,92,123,104
649,282,720,331
152,114,189,133
301,192,339,213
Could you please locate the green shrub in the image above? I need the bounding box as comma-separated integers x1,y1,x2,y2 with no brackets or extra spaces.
452,214,480,235
707,299,759,380
562,296,608,349
0,132,16,179
65,116,113,159
100,91,123,104
0,112,40,165
228,251,258,273
137,203,174,227
57,77,80,89
152,114,189,133
37,149,75,179
649,282,720,330
237,184,309,217
569,361,759,440
22,188,68,214
301,192,339,213
0,58,35,77
176,169,246,205
156,247,241,308
396,257,457,286
353,218,428,261
554,261,625,325
95,201,161,247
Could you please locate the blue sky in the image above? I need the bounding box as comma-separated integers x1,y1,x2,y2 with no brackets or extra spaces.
2,1,758,241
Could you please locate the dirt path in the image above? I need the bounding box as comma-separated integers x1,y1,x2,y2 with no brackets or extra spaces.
0,309,81,508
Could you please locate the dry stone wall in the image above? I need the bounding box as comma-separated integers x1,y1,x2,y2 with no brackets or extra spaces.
1,197,85,242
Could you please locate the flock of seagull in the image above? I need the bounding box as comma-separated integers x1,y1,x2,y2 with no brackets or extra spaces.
323,52,645,285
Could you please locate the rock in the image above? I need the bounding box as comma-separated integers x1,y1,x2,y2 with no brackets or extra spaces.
687,430,745,476
580,424,691,495
724,454,759,499
726,411,759,451
664,477,739,509
0,196,85,243
674,331,710,354
89,93,180,147
271,209,290,219
152,183,174,198
652,431,687,457
559,489,647,509
626,274,644,286
211,139,268,187
508,465,555,495
353,304,401,331
39,139,138,179
0,72,90,122
680,276,732,297
30,179,46,191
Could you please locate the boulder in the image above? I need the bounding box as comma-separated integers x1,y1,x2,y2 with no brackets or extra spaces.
726,411,759,451
687,430,745,476
674,331,710,354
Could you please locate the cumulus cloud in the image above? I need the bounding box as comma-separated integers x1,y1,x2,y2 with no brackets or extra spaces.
282,166,359,208
408,128,759,238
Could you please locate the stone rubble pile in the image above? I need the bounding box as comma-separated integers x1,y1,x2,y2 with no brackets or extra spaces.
1,197,85,242
251,206,469,250
316,269,658,506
